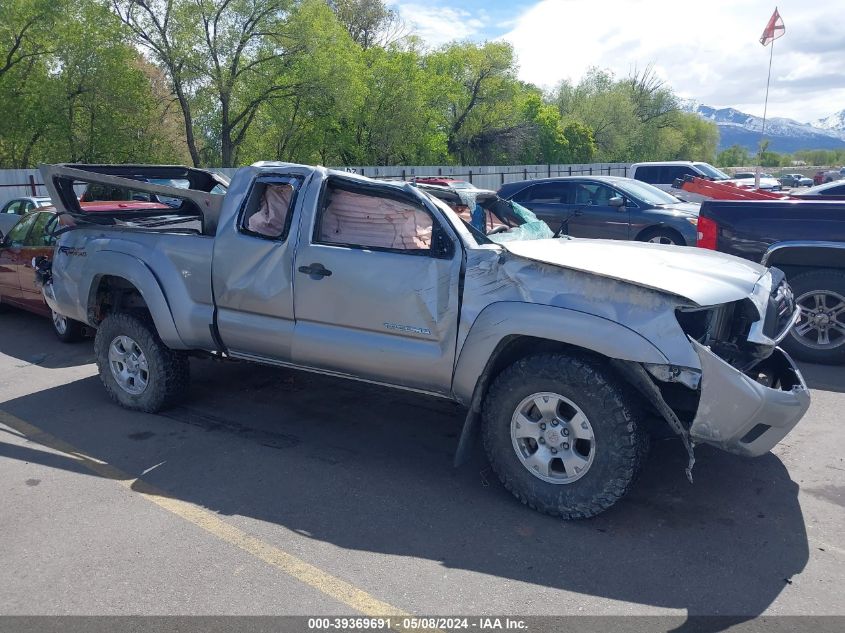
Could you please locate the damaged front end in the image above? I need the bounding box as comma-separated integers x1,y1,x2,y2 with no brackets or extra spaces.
629,268,810,470
689,340,809,457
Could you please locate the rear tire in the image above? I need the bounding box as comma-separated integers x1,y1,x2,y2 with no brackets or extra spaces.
782,269,845,365
51,310,84,343
482,353,649,519
639,227,685,246
94,312,190,412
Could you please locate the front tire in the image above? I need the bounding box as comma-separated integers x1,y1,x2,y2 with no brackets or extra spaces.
94,312,190,412
482,353,648,519
51,310,84,343
783,269,845,365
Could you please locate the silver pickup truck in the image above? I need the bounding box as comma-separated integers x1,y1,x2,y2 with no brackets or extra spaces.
39,162,810,519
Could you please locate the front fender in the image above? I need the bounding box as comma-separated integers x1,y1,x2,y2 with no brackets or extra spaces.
451,301,669,405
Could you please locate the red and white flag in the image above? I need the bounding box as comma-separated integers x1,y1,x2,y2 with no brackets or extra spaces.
760,8,785,46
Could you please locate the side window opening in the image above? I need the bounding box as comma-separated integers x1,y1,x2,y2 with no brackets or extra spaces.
317,183,434,253
240,178,299,240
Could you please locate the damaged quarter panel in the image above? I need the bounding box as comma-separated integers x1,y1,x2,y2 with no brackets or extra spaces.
453,242,720,404
45,231,215,350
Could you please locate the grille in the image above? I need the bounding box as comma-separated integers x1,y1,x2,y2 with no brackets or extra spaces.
763,278,796,342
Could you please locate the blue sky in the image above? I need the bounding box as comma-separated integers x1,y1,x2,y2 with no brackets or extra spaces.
389,0,845,124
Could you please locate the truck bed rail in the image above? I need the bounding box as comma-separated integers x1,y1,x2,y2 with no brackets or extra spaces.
38,164,229,236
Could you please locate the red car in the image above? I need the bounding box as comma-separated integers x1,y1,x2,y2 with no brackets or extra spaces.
414,177,478,190
0,209,85,341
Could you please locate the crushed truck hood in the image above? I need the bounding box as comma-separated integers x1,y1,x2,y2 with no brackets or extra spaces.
503,238,767,306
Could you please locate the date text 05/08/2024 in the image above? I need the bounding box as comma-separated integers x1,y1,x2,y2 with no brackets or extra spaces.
307,617,528,631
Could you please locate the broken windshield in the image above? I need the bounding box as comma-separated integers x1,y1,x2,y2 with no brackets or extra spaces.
427,192,554,245
486,201,554,243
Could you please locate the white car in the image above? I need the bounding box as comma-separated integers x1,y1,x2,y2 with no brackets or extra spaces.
0,196,52,236
729,172,782,191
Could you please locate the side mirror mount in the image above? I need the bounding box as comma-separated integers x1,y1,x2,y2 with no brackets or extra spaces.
431,226,455,259
609,196,625,208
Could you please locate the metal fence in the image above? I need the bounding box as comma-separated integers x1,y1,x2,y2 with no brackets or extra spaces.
0,162,632,203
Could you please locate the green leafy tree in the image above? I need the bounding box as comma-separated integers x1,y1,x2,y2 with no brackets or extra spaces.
717,144,751,167
427,41,526,163
113,0,346,167
328,0,406,49
0,0,186,167
0,0,59,80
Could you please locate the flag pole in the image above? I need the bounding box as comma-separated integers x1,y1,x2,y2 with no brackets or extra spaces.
757,20,776,188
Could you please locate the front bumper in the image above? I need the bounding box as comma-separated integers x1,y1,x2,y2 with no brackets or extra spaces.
689,340,810,457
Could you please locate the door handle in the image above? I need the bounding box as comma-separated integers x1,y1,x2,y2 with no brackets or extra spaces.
298,263,332,279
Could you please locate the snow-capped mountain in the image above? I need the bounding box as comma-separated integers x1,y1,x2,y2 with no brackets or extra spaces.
814,110,845,133
683,103,845,152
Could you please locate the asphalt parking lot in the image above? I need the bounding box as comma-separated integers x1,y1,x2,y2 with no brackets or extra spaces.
1,308,844,622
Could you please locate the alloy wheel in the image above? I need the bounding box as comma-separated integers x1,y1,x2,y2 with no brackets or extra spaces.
51,311,67,335
510,392,596,484
792,290,845,349
108,335,150,395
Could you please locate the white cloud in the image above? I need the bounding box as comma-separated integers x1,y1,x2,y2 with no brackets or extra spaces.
391,2,488,47
500,0,845,122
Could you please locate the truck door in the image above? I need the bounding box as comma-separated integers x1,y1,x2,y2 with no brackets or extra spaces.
291,177,462,394
211,168,311,360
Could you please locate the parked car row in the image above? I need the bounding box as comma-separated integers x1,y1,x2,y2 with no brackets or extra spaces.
0,196,53,236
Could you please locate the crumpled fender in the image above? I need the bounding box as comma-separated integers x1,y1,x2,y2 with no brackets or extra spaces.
84,250,186,349
451,301,669,405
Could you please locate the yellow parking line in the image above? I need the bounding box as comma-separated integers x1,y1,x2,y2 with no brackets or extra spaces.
0,410,409,618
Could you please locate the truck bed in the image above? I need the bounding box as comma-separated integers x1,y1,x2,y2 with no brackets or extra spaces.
698,198,845,262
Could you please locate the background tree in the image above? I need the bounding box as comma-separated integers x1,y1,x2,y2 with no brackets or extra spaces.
427,41,526,163
717,144,751,167
0,0,744,169
328,0,407,50
0,0,185,167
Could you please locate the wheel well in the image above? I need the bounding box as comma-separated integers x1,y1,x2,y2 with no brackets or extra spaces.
483,336,572,387
766,246,845,272
88,275,150,325
634,224,684,244
474,335,694,436
471,335,609,412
